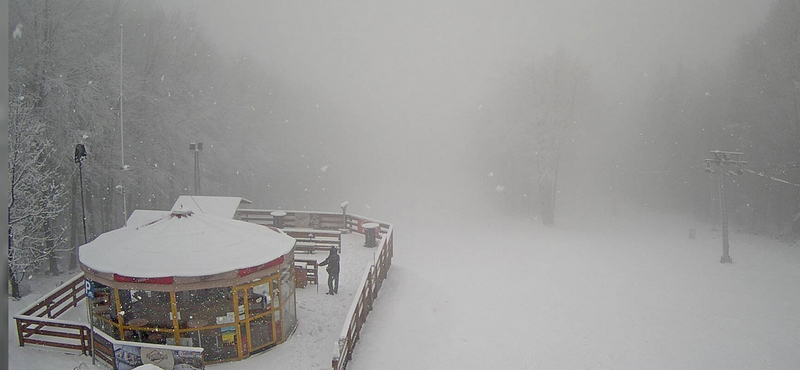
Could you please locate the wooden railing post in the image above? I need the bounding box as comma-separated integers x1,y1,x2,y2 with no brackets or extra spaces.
80,327,87,355
17,320,25,347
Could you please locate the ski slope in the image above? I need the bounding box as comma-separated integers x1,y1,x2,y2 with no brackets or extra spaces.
347,209,800,370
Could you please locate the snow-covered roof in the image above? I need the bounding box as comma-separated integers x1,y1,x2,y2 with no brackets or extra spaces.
79,211,294,278
170,196,251,219
126,210,170,229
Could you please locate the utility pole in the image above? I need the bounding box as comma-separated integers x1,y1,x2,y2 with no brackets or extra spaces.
705,150,746,264
119,24,128,226
190,142,203,195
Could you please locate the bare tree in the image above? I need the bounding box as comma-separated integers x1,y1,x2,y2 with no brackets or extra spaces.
8,97,68,299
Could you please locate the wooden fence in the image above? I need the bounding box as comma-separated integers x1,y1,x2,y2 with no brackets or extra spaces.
332,220,394,370
235,209,391,234
14,272,118,368
14,274,92,353
235,209,344,230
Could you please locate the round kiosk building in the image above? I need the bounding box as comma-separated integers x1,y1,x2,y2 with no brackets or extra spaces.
79,198,297,364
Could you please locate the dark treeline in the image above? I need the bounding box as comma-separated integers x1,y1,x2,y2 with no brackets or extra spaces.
8,0,333,296
623,0,799,235
477,0,798,235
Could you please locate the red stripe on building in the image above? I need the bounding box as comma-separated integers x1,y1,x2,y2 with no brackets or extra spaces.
238,255,285,277
113,274,174,285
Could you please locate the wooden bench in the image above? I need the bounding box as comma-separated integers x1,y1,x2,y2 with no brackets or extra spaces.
284,228,342,244
292,236,341,246
294,242,340,254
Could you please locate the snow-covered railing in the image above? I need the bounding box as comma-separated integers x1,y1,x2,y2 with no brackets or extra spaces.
236,209,344,229
14,273,89,354
235,209,392,234
16,272,86,320
12,272,114,366
332,221,394,370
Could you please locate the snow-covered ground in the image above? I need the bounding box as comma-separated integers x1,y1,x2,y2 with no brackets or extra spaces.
8,208,800,369
348,209,800,370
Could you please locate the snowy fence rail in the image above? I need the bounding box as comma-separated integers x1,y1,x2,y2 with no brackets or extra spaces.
236,209,344,229
16,272,85,320
13,272,118,368
14,273,89,352
332,221,394,370
235,209,391,234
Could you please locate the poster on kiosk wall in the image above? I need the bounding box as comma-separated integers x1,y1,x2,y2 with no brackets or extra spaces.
115,343,204,370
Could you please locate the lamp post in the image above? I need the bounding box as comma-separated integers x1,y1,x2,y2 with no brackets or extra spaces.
340,201,350,233
704,150,746,264
74,144,88,245
190,142,203,195
74,143,95,365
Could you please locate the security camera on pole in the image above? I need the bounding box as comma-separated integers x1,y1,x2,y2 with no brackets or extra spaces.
704,150,746,264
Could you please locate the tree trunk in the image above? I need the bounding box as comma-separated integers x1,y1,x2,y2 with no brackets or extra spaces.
9,264,21,300
539,176,556,226
102,178,113,232
793,193,800,235
8,222,21,300
69,170,82,269
68,177,79,269
85,181,97,241
46,220,59,276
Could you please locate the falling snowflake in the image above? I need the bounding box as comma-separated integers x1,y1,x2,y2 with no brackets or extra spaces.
320,165,329,173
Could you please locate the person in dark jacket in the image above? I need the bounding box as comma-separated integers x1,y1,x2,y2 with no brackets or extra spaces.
319,246,340,295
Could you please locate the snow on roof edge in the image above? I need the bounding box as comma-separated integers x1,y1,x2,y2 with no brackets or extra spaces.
170,195,250,219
